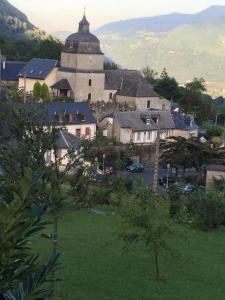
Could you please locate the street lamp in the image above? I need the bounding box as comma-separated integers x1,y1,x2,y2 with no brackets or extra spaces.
166,163,171,189
103,153,106,173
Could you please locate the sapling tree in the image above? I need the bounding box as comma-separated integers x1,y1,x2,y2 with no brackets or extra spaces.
119,185,177,280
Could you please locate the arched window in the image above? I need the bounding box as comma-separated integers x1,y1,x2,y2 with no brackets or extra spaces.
109,92,113,100
162,104,166,111
147,100,151,109
89,79,92,86
88,93,92,101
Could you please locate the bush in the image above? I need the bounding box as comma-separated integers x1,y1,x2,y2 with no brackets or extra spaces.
187,192,225,231
168,185,183,218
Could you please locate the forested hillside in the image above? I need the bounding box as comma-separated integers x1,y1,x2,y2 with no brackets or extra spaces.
0,0,63,61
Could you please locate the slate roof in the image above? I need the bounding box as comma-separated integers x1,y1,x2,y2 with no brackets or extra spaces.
25,102,96,126
57,130,81,149
114,111,175,132
1,61,26,81
105,69,142,90
63,15,103,55
172,112,199,131
51,79,72,90
18,58,59,80
118,78,159,98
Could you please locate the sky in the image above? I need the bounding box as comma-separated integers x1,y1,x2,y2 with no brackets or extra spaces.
9,0,225,33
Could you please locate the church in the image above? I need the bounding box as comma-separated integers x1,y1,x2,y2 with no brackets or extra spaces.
17,14,170,111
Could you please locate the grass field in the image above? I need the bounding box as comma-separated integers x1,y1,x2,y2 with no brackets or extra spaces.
34,206,225,300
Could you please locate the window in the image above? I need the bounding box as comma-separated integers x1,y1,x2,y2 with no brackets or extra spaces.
146,118,151,125
80,113,86,122
85,127,91,136
147,100,151,109
88,93,92,101
89,79,92,86
109,92,113,100
76,129,81,138
147,132,152,140
137,132,141,142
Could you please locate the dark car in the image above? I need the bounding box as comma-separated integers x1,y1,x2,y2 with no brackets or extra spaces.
158,177,177,187
126,162,144,173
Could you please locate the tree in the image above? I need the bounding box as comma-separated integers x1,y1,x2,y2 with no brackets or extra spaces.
142,66,158,84
187,191,225,231
41,83,49,100
33,82,42,99
0,170,59,299
154,68,180,100
179,78,211,124
119,185,176,280
161,137,224,185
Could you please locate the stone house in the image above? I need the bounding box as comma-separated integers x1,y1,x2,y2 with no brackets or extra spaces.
172,112,199,139
100,111,199,144
18,58,59,95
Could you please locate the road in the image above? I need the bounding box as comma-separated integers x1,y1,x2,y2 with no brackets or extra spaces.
119,166,197,195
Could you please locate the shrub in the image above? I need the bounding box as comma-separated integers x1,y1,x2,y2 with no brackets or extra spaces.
168,185,183,218
187,192,225,231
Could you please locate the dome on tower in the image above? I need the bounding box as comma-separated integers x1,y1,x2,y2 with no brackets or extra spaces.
63,14,103,55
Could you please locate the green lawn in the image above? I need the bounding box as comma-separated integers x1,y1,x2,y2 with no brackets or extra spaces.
34,207,225,300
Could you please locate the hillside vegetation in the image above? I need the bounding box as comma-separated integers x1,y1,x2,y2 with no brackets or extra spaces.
0,0,63,61
94,6,225,96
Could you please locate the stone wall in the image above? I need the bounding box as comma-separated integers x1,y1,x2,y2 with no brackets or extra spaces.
61,52,104,70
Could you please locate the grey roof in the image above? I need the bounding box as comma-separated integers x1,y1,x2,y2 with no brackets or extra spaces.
172,112,199,131
57,130,81,149
114,111,175,132
25,102,96,126
1,61,26,81
207,164,225,172
63,15,103,55
51,79,72,90
18,58,59,80
118,78,159,98
105,69,142,90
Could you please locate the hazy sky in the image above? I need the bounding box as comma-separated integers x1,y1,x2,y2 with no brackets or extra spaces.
9,0,225,32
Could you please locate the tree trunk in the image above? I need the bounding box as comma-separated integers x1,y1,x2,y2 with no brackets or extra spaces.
51,213,59,299
154,247,160,280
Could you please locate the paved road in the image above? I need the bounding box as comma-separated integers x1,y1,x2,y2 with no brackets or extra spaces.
119,166,197,195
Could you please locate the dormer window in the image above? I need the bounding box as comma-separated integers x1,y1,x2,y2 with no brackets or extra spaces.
30,70,34,74
146,118,151,125
80,113,86,122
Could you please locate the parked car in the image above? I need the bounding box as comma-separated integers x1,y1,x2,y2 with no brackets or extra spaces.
126,162,144,173
104,167,113,176
182,184,196,194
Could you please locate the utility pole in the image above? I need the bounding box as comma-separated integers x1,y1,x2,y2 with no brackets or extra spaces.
0,48,2,102
23,72,27,103
152,113,160,192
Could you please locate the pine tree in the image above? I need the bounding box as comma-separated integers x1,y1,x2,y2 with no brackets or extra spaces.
41,83,50,100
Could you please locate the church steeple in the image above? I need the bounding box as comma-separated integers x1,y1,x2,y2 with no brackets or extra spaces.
78,11,90,33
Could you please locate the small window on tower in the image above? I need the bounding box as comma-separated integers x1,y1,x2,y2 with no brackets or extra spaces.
147,100,151,109
88,93,92,101
109,92,113,100
89,79,92,86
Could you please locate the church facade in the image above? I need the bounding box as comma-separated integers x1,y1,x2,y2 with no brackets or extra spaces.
18,15,171,111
